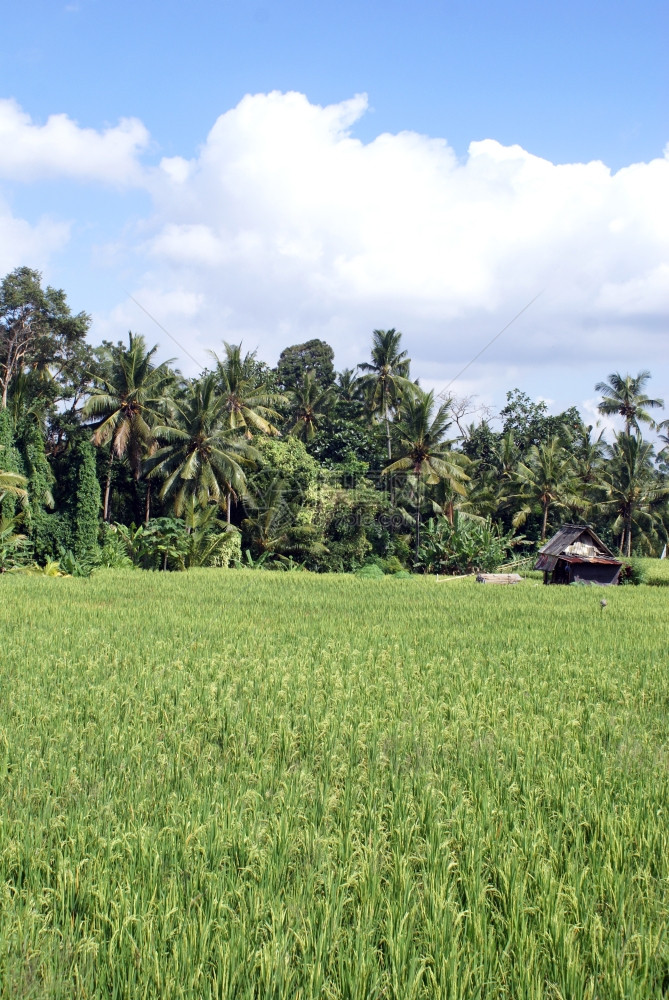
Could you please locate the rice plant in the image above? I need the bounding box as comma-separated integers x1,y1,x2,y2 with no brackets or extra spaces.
0,571,667,998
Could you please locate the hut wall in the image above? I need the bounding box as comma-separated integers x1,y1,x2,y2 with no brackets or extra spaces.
570,563,621,585
550,560,571,584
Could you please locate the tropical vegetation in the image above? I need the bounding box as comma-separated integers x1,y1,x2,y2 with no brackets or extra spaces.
1,264,668,575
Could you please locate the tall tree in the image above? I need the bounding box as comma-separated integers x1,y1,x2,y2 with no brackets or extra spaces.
359,329,414,461
595,371,664,435
73,441,101,563
210,342,285,436
276,339,335,392
383,388,468,556
654,418,669,457
499,389,581,456
0,267,89,410
288,370,335,442
146,374,257,518
334,368,365,420
511,437,583,541
600,433,669,556
83,333,175,521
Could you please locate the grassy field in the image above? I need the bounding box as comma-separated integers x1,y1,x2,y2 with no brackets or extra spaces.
636,558,669,586
1,571,668,999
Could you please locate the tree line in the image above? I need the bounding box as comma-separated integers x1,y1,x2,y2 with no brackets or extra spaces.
1,266,668,574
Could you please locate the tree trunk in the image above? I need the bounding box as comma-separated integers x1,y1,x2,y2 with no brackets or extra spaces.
541,500,549,541
227,492,232,525
144,482,151,526
414,473,421,558
385,415,396,506
103,452,114,522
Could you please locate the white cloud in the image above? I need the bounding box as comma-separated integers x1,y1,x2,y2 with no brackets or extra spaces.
0,98,149,185
1,92,667,411
0,195,71,275
126,91,668,395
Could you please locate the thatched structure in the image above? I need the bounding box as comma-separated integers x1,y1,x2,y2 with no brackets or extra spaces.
535,524,622,586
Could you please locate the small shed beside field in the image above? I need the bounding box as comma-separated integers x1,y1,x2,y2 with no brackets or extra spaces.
535,524,622,586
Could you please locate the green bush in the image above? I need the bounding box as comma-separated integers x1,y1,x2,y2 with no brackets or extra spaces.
381,555,406,575
98,524,135,569
619,560,648,586
416,514,515,575
355,563,385,579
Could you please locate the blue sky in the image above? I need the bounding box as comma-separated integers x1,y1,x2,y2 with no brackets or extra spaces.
1,0,668,429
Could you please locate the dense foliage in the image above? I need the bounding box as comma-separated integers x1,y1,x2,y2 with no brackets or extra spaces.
1,266,668,574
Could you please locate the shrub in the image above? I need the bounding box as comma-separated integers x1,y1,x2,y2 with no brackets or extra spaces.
416,514,515,575
355,563,385,579
619,560,648,586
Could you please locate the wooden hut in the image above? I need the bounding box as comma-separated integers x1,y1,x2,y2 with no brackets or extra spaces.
535,524,622,586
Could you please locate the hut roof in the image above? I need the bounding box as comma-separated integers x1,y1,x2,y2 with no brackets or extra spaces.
536,524,621,568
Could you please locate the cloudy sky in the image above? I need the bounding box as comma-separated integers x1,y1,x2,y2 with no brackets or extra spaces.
1,0,667,429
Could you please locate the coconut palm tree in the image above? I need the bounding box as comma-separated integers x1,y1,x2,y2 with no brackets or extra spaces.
595,371,664,435
383,388,468,556
146,374,257,519
359,329,415,460
656,418,669,456
334,367,365,420
83,333,175,520
599,433,669,556
288,370,335,442
210,342,286,437
512,437,584,541
430,458,496,523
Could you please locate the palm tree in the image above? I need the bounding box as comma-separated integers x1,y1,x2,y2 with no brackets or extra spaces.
288,370,335,442
430,458,496,523
571,424,606,486
336,367,362,401
359,329,415,460
335,367,365,420
512,437,584,541
383,388,468,556
83,333,175,520
599,433,669,556
0,471,28,562
242,476,327,564
210,342,286,437
0,510,29,571
656,418,669,457
146,374,257,519
0,469,28,506
241,475,291,556
595,371,664,435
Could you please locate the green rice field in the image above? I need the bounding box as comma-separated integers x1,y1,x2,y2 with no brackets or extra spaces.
1,571,668,999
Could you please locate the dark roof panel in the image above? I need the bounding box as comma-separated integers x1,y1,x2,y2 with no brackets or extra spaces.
537,524,618,560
